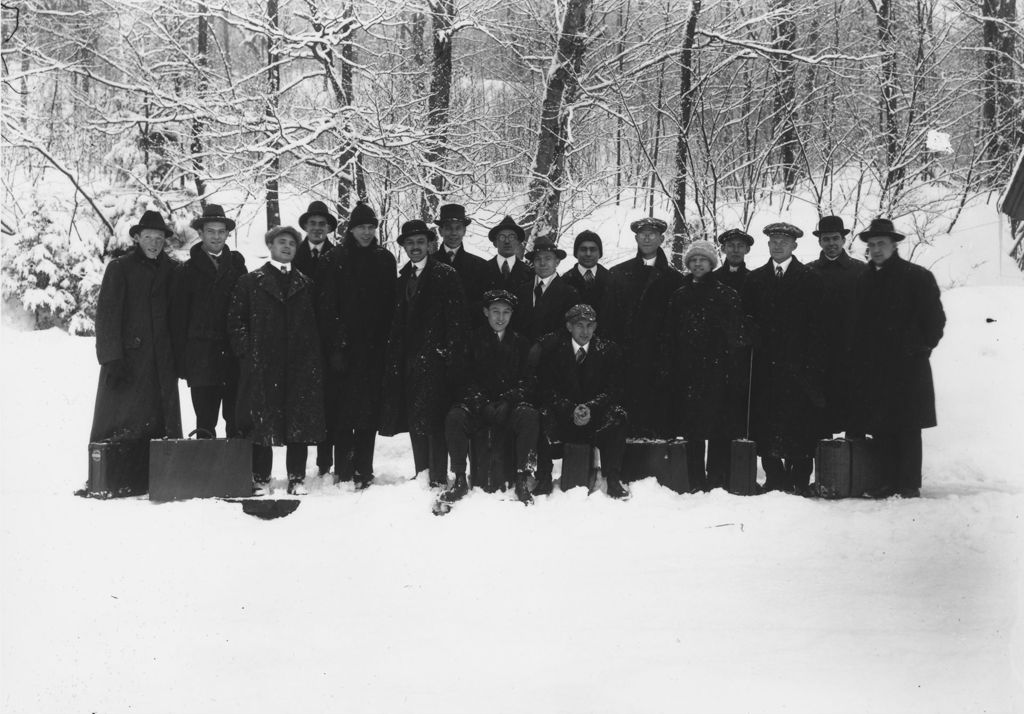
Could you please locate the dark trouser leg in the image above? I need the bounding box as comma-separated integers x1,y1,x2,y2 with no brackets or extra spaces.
896,429,923,491
222,379,239,438
873,432,900,492
706,438,730,490
190,386,221,438
509,405,540,473
335,428,355,481
428,429,448,486
788,456,813,493
686,438,708,492
410,433,430,474
595,421,627,485
444,407,471,476
352,429,377,477
285,444,309,478
762,456,787,492
316,441,333,475
252,444,272,481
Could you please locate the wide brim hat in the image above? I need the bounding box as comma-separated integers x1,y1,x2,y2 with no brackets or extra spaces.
525,239,567,261
857,218,905,242
482,289,518,310
299,200,338,232
398,219,435,243
190,203,236,232
813,215,851,237
716,228,754,247
129,210,174,239
630,217,668,234
762,222,804,240
488,215,526,243
435,203,472,226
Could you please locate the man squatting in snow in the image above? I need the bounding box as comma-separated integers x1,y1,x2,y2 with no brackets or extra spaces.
89,205,944,502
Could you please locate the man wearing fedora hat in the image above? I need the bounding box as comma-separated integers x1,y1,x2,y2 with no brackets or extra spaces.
380,220,469,487
807,215,866,438
712,228,754,294
171,204,248,439
849,218,945,499
561,230,611,312
742,222,826,495
482,215,535,294
293,200,338,281
511,237,580,343
90,210,183,444
434,203,488,320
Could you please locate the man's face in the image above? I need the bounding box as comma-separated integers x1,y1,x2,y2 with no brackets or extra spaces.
575,241,600,269
439,221,466,249
403,234,430,263
567,318,597,345
305,216,331,245
767,234,797,263
687,256,713,279
351,223,376,248
484,302,513,332
268,232,297,263
818,232,845,260
533,250,560,279
866,236,897,265
721,238,750,265
493,229,522,258
137,228,166,259
200,221,228,255
635,229,664,258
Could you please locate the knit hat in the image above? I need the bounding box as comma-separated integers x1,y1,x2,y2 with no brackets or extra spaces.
298,200,338,232
348,201,379,228
573,230,603,257
683,240,720,270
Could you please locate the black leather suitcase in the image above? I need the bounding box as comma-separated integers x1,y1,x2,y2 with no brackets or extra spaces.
815,439,852,498
81,440,150,498
470,427,516,493
727,439,758,495
849,437,882,496
560,443,593,491
149,434,252,502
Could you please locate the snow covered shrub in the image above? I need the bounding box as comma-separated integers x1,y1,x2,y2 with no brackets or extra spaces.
1,195,106,335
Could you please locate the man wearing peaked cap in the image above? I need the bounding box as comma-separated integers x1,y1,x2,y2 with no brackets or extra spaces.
435,203,488,326
848,217,945,499
562,230,611,312
483,215,534,294
511,237,580,343
762,222,804,240
712,228,754,294
630,216,669,234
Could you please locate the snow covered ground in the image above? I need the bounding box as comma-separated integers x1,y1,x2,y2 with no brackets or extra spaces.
0,281,1021,713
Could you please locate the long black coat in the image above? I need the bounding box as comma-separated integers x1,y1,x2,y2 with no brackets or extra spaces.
849,255,945,433
436,245,488,310
742,258,826,458
539,334,626,442
661,276,748,439
807,250,867,433
481,256,535,294
171,243,247,388
380,258,469,437
561,263,611,317
292,237,335,284
318,237,397,431
510,274,581,343
228,264,326,446
456,327,536,416
712,262,749,294
90,247,182,442
605,249,684,436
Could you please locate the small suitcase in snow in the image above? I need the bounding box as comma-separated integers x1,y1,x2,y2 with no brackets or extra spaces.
149,433,252,502
814,439,852,499
849,437,882,496
623,439,664,483
560,443,593,491
727,438,758,496
470,427,516,493
82,440,150,498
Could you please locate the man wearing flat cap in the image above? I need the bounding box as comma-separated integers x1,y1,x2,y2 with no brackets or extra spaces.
561,230,611,311
807,215,866,439
536,304,629,498
91,210,182,446
441,289,539,506
434,204,488,315
604,216,684,437
380,220,469,488
511,237,580,343
712,228,754,294
171,204,247,439
849,218,945,499
482,215,535,294
741,221,826,495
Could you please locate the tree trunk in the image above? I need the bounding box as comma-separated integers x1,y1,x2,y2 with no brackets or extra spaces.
771,0,798,190
981,0,1018,171
421,0,455,220
875,0,903,199
191,2,209,203
265,0,281,230
671,0,701,249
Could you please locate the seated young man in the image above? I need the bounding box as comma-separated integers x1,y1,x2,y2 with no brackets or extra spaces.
441,289,539,506
536,304,630,499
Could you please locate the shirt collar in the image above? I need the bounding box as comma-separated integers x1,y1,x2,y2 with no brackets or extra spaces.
642,256,657,267
536,274,555,288
499,255,517,269
572,338,591,354
270,259,290,273
772,256,793,274
577,264,596,277
412,257,428,273
446,245,460,257
494,329,505,342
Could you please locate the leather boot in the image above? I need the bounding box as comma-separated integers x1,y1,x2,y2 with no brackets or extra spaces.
514,470,534,505
440,472,469,503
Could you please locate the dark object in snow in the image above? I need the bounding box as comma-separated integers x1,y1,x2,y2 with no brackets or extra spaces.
149,434,252,502
79,439,150,498
431,496,453,516
727,439,758,496
470,427,516,493
559,443,593,491
622,439,691,493
813,439,853,499
848,437,882,497
986,317,996,323
226,498,301,519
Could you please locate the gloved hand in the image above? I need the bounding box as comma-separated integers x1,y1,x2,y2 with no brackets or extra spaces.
482,400,511,426
106,359,131,387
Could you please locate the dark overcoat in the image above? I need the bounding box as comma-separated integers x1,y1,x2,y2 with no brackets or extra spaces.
227,264,326,446
605,248,684,436
436,246,488,310
292,237,335,285
807,250,867,433
539,333,626,442
90,247,182,442
849,254,945,433
661,276,748,439
712,262,749,294
170,243,247,387
318,237,397,432
561,263,611,317
481,256,535,294
742,258,826,458
511,274,581,343
379,258,469,437
456,327,536,417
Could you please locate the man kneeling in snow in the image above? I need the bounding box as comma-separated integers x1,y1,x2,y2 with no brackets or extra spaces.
440,290,539,506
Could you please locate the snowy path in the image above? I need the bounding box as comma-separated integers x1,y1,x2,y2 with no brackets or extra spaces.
1,286,1021,714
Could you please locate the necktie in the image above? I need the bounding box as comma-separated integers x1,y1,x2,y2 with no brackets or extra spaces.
775,265,783,279
406,268,418,300
576,346,586,365
501,260,510,278
209,254,219,269
311,247,319,260
534,280,544,305
280,264,289,274
584,269,594,284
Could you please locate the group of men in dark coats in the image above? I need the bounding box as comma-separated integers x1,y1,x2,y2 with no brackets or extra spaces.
89,201,945,503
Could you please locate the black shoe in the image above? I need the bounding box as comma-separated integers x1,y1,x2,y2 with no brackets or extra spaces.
440,473,469,503
515,472,534,506
354,472,374,490
252,476,271,497
607,479,631,500
898,487,921,499
287,476,308,496
532,474,553,496
864,484,897,500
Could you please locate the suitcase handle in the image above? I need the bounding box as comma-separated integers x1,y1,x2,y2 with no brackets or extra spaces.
188,428,216,439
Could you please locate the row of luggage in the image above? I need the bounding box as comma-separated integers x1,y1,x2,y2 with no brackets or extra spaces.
81,434,881,502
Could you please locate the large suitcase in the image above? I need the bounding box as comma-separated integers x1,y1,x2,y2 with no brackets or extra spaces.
727,438,758,495
814,439,852,499
560,443,593,491
149,434,252,502
81,440,150,498
849,437,882,497
470,427,515,493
